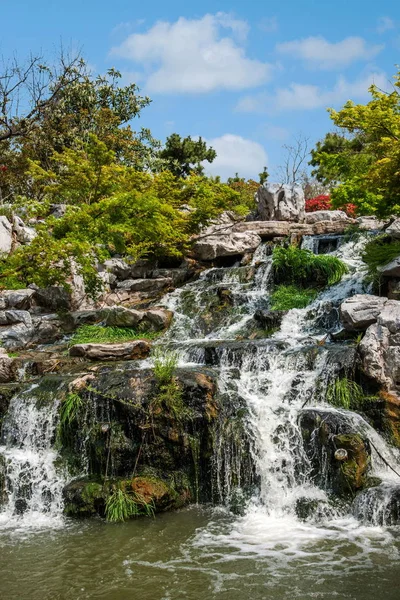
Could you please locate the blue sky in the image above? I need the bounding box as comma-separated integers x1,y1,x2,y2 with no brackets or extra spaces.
1,0,399,180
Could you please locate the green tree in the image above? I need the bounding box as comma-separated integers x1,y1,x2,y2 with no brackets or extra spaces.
310,70,400,216
259,166,269,185
159,134,216,178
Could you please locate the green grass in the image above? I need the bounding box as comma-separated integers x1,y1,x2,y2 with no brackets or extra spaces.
152,348,179,386
326,377,364,410
69,325,158,346
272,245,348,287
362,235,400,280
270,285,318,311
59,392,83,426
105,486,154,522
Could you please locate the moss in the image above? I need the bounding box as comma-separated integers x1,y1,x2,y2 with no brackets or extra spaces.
334,433,370,492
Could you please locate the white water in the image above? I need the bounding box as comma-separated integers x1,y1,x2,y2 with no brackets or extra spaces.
0,387,65,531
161,234,400,550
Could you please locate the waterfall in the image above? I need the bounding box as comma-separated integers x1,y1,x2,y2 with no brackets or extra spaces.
0,385,65,530
162,234,400,531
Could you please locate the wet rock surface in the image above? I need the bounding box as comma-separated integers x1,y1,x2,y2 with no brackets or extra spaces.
69,340,152,361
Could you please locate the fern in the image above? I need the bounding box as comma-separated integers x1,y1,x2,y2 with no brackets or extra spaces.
326,378,364,410
272,246,348,288
59,392,83,426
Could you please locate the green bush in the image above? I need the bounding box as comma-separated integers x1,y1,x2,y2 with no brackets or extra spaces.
270,285,318,310
326,378,364,410
152,348,179,386
362,235,400,282
69,325,157,346
272,246,348,287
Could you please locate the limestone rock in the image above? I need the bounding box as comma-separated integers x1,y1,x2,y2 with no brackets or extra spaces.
357,216,387,231
304,210,349,224
0,289,35,310
144,308,173,330
104,258,132,281
34,286,71,311
0,216,13,255
100,306,143,327
340,294,388,331
257,183,305,222
69,340,151,360
0,310,32,327
359,324,391,388
12,215,36,244
386,218,400,239
378,256,400,278
192,231,261,261
0,349,16,383
116,277,172,292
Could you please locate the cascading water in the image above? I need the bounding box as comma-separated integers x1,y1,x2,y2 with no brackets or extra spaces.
161,233,400,546
0,385,65,530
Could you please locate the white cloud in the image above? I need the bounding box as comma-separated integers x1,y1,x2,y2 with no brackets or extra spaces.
110,13,273,94
204,134,268,180
276,36,383,70
377,16,395,34
236,72,388,113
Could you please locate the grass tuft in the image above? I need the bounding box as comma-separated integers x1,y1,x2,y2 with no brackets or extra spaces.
326,377,364,410
105,486,154,522
270,285,318,311
69,325,158,346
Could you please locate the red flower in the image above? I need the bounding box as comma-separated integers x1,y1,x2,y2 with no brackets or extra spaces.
0,165,7,172
305,195,331,212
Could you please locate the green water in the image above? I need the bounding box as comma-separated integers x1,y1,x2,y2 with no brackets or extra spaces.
1,507,400,600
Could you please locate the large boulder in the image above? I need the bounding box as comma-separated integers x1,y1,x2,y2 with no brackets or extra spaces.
386,218,400,239
340,294,388,331
0,216,13,254
304,210,349,224
357,216,387,231
0,289,35,310
12,215,36,244
69,340,151,360
378,256,400,278
116,278,172,292
256,183,305,222
99,306,143,328
192,231,261,261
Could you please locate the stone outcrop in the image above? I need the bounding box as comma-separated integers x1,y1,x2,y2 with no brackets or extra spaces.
340,294,388,331
357,216,387,231
116,277,172,292
0,349,16,383
0,216,13,254
192,231,262,261
257,183,305,222
69,340,151,360
386,218,400,239
304,210,349,224
12,215,36,244
378,256,400,278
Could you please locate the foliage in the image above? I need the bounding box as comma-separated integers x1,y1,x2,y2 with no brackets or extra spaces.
362,235,400,283
270,285,318,310
105,485,154,522
310,70,400,217
227,175,259,213
152,348,179,386
69,325,157,346
272,245,348,287
326,377,364,410
259,166,269,185
159,134,216,178
59,392,83,426
305,194,357,217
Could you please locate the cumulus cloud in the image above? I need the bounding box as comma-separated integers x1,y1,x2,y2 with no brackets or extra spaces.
276,36,383,70
377,16,395,34
236,72,388,113
110,13,273,93
203,134,268,180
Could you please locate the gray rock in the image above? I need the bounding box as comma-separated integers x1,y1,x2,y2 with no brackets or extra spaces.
388,279,400,301
49,204,67,219
359,324,391,388
386,218,400,239
104,258,132,281
34,286,71,311
340,294,388,331
69,340,151,361
116,278,172,292
257,183,305,222
144,308,173,330
0,216,13,254
378,256,400,278
0,310,32,327
357,216,387,231
0,289,35,310
100,306,143,327
0,350,16,383
305,210,349,224
378,300,400,334
192,232,262,261
12,215,36,244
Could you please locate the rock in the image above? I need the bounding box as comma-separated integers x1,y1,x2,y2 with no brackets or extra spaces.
12,215,36,244
352,484,400,525
116,278,172,292
254,309,287,330
232,219,355,238
100,306,143,328
192,231,262,261
0,216,13,254
359,324,391,388
257,183,305,222
357,216,387,231
386,218,400,239
34,286,71,312
388,279,400,301
104,258,133,281
144,308,173,330
0,310,32,327
0,289,35,310
340,294,388,331
0,352,16,383
49,204,67,219
305,210,349,224
69,340,151,360
299,408,371,495
378,300,400,334
378,256,400,278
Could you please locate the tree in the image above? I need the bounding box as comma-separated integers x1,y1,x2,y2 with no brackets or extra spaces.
159,134,216,178
277,135,309,185
259,166,269,185
309,70,400,216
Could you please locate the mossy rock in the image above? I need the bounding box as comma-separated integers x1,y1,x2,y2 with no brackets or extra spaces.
334,433,370,492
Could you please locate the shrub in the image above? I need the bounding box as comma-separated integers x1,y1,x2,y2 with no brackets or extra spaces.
326,378,364,410
270,285,318,311
152,348,179,386
272,246,348,288
105,485,154,522
362,235,400,282
305,195,331,212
